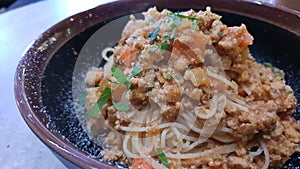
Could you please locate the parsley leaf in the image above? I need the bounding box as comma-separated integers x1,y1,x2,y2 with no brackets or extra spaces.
131,67,141,77
111,67,130,87
148,26,160,43
169,14,181,30
165,74,172,80
145,87,153,92
193,19,198,29
86,87,112,119
263,62,273,67
161,42,170,51
164,35,171,40
263,62,284,78
149,43,159,52
174,13,200,22
217,31,223,37
112,101,130,111
79,92,87,106
157,148,170,168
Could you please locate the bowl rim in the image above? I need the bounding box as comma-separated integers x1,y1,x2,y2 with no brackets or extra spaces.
14,0,300,168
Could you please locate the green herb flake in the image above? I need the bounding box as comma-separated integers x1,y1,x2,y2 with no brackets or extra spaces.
217,31,223,37
174,13,200,22
288,91,294,94
108,79,120,84
273,68,284,78
86,87,112,119
161,42,170,51
79,92,87,106
149,43,159,52
170,30,175,39
169,14,181,30
165,74,172,80
193,19,199,30
112,101,130,111
263,62,284,78
164,35,171,40
132,35,138,39
111,67,130,87
213,158,220,161
246,149,250,155
148,26,160,43
146,87,153,92
157,148,170,168
263,62,273,67
131,67,141,77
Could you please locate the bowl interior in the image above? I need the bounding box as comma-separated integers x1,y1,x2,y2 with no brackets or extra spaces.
40,10,300,168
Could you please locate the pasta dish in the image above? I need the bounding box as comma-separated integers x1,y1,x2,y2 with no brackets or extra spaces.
82,7,300,169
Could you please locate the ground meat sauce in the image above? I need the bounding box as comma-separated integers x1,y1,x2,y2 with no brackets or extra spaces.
83,7,300,169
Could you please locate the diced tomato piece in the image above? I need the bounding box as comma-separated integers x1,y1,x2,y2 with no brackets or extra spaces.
132,158,154,169
226,25,253,47
119,48,135,67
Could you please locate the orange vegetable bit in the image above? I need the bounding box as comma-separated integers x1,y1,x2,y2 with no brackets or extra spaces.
132,158,154,169
118,48,136,67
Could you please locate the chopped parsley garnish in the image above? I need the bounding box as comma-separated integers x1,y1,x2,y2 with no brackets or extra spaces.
86,67,139,119
145,87,153,92
86,87,112,119
131,67,141,77
165,74,172,80
170,30,175,39
213,158,220,161
157,148,170,168
217,31,223,37
149,42,170,52
149,43,159,52
112,101,130,111
111,67,141,87
263,62,284,78
288,91,294,94
161,42,170,51
169,14,181,30
169,12,201,31
263,62,273,67
132,35,137,39
173,13,200,22
79,92,87,106
111,67,130,87
193,19,199,30
148,26,160,43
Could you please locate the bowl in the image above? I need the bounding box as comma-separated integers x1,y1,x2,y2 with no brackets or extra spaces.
14,0,300,168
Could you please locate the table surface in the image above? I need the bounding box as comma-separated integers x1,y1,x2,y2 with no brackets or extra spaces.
0,0,298,169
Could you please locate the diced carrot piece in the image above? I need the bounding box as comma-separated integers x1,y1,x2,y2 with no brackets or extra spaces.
132,158,154,169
